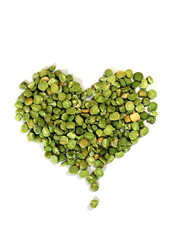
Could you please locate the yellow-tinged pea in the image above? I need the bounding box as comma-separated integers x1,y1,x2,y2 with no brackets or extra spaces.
124,115,131,123
41,76,49,81
24,98,33,105
121,93,129,99
130,112,141,122
116,71,125,79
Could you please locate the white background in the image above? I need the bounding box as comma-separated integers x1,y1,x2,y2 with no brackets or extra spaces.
0,0,174,239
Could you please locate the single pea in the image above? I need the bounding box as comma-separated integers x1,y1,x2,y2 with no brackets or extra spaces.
90,199,99,208
59,136,69,145
67,139,76,149
104,125,114,135
148,102,158,111
90,105,100,115
133,72,143,81
125,101,134,111
84,132,95,140
15,101,24,109
38,81,48,91
140,79,148,89
15,113,23,121
129,130,139,140
49,155,58,164
51,83,59,93
79,169,89,178
140,126,149,136
66,107,76,115
58,72,66,82
104,69,113,76
90,182,99,192
94,168,104,178
135,104,145,113
42,126,50,137
66,122,75,129
39,69,48,77
150,110,158,117
27,132,35,141
125,69,133,78
19,81,28,90
147,89,157,99
140,111,149,120
86,156,95,165
116,151,124,158
109,112,120,121
146,76,154,84
116,97,124,106
58,92,66,101
78,138,89,148
69,166,79,174
62,100,72,109
21,124,28,133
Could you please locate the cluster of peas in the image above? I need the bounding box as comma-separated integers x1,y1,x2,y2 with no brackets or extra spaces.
15,66,157,208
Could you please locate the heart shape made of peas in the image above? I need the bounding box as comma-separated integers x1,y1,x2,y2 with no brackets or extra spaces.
15,66,158,208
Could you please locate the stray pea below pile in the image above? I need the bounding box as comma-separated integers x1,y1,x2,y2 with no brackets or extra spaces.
15,66,158,209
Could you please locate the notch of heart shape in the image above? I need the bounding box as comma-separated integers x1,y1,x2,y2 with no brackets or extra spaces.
15,65,158,208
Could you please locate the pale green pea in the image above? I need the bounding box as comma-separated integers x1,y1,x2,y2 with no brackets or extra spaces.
79,139,89,148
129,130,139,140
58,72,66,82
27,132,35,141
150,110,158,116
94,168,104,178
34,95,43,104
86,156,95,165
66,122,75,129
104,125,114,135
15,113,23,121
90,105,100,115
42,126,50,137
39,69,48,77
135,104,145,113
125,69,133,78
79,170,89,178
146,76,154,84
67,139,76,149
140,79,148,89
116,151,124,158
140,126,149,136
84,132,95,140
59,136,68,145
62,100,71,109
90,199,99,208
66,107,76,115
21,124,28,133
96,129,103,137
58,92,66,101
69,166,79,174
67,132,76,139
102,139,109,148
115,97,122,105
38,81,48,91
148,89,157,99
75,115,84,126
51,83,59,93
125,101,134,111
50,155,58,164
109,112,120,121
90,182,99,192
131,122,139,130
